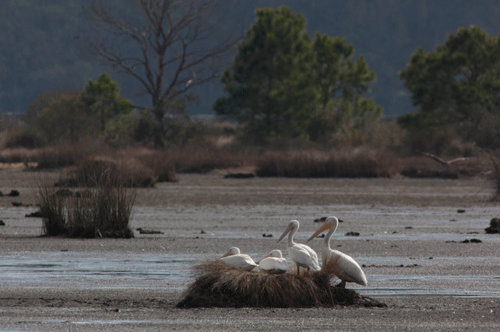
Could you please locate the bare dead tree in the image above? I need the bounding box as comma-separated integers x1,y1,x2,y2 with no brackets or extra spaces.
82,0,241,148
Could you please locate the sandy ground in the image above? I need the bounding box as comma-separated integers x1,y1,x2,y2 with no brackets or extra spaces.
0,168,499,331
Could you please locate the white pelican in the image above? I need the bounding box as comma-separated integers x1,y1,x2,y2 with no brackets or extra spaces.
414,150,474,168
276,220,320,274
306,216,367,288
256,249,289,274
218,247,257,271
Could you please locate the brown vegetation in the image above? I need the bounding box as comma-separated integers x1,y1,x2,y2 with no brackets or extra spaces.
168,147,255,173
56,155,157,188
0,144,490,181
176,260,385,308
35,172,136,238
255,149,396,178
489,152,500,200
398,155,485,179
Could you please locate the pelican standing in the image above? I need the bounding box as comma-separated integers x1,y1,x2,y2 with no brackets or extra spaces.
277,220,320,274
256,249,289,274
218,247,257,271
306,216,367,288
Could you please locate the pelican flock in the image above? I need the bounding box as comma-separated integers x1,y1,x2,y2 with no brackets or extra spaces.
307,216,367,288
216,217,367,289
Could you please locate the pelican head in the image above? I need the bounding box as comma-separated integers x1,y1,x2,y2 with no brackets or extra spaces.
268,249,283,258
256,249,283,264
219,247,240,259
276,220,299,244
306,216,339,243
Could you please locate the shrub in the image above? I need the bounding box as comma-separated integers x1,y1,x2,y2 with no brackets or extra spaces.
35,146,80,169
56,155,156,188
255,149,394,178
35,173,136,238
172,147,253,173
123,149,178,182
29,91,98,145
3,129,46,149
0,147,41,164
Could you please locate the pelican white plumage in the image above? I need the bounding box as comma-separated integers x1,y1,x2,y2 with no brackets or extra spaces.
277,220,320,274
218,247,257,271
306,216,367,288
256,249,289,274
415,150,474,168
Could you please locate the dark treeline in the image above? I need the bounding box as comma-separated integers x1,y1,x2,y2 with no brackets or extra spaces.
1,0,500,117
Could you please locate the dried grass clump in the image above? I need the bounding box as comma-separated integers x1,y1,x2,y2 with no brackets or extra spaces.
35,146,81,169
56,155,156,188
35,174,135,238
120,148,177,182
255,149,394,178
35,140,105,170
172,147,255,173
176,260,385,308
0,148,43,164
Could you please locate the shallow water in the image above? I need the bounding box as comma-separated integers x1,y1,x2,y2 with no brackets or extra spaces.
0,252,197,290
1,252,499,298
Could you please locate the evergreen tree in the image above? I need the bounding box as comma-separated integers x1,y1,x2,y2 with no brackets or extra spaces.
313,32,376,110
82,73,134,133
399,25,500,129
214,6,318,142
215,6,381,144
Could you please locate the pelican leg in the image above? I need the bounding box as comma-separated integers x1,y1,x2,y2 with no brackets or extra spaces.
340,280,346,288
296,265,300,275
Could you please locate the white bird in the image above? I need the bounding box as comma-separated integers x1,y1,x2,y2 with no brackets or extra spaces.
185,71,197,88
306,216,367,288
218,247,257,271
276,220,320,274
415,150,474,168
256,249,289,274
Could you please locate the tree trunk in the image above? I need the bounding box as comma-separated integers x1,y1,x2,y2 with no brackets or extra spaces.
153,106,165,149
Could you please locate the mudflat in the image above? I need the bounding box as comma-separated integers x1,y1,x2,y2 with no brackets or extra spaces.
1,170,499,331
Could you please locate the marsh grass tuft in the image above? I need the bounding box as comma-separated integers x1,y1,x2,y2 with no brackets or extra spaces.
35,170,136,238
176,260,385,308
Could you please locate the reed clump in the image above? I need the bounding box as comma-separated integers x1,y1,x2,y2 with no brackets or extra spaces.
176,260,385,308
35,171,136,238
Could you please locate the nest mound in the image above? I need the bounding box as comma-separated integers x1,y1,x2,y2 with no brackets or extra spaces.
176,261,386,308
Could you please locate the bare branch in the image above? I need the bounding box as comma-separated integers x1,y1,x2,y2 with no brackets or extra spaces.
83,0,242,147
